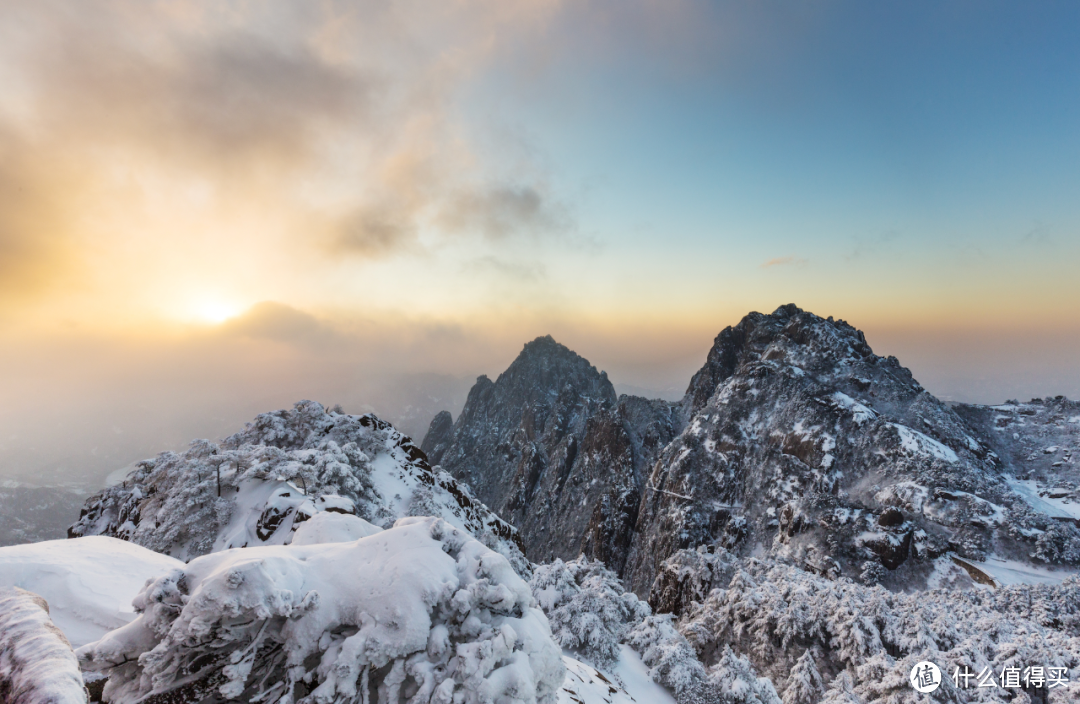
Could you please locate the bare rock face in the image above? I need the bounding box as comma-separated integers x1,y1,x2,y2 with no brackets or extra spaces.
647,546,737,617
420,410,455,466
426,336,680,571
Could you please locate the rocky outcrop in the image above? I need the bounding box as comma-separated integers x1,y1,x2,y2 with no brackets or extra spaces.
420,410,454,466
621,305,1022,592
425,336,680,571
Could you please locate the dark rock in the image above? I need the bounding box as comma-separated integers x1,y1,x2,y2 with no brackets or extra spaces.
425,336,680,570
878,508,904,527
420,410,455,466
648,546,736,616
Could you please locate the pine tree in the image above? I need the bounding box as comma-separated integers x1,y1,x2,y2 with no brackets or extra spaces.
782,649,824,704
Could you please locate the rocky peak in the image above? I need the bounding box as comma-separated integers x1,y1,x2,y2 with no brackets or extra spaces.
621,305,1074,594
496,335,616,407
423,307,1079,598
420,410,455,466
683,304,875,417
424,337,676,568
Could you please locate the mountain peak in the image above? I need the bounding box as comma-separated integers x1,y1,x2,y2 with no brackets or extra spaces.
495,336,616,405
771,302,804,318
682,305,876,416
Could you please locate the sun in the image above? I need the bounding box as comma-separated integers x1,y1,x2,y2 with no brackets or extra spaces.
191,299,244,325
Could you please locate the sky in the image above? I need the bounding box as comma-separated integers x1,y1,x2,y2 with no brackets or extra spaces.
1,0,1078,486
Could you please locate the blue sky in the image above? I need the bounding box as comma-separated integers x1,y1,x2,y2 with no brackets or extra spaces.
461,1,1080,287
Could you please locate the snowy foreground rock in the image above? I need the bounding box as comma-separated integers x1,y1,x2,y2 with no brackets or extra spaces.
0,587,87,704
0,536,183,648
78,517,565,704
69,402,527,573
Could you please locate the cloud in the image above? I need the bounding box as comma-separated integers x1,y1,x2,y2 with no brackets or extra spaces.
1021,223,1053,247
438,185,573,240
463,256,547,282
331,206,419,256
760,255,808,269
0,0,583,303
0,127,83,302
219,302,341,346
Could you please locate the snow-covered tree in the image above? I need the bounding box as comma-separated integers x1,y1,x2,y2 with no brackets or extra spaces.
782,650,824,704
708,647,782,704
69,401,528,573
673,557,1080,704
78,518,564,704
529,556,647,666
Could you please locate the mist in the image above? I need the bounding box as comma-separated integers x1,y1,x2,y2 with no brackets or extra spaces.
2,300,1077,490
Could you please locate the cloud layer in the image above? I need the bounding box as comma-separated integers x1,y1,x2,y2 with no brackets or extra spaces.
0,0,582,315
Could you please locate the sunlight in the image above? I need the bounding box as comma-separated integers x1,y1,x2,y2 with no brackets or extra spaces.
190,298,243,325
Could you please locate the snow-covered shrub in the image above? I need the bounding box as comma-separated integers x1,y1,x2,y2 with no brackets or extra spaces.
0,587,87,704
69,401,528,573
708,648,782,704
677,559,1080,703
78,517,564,704
858,560,886,585
529,556,648,666
625,614,713,700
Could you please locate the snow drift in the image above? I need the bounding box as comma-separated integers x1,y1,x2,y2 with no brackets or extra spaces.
78,517,564,704
0,536,183,648
69,401,526,573
0,587,87,704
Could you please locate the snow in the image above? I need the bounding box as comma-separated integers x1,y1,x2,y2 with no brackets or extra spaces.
557,647,676,704
71,402,528,574
0,588,87,704
290,511,383,545
874,481,929,513
611,645,676,703
830,392,876,426
0,536,183,648
889,423,958,463
957,556,1080,587
1008,477,1080,520
79,517,564,704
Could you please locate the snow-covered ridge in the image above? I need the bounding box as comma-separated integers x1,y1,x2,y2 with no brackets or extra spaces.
0,587,87,704
68,401,526,571
79,517,564,704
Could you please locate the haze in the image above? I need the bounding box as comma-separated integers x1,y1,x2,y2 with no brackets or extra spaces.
2,1,1078,487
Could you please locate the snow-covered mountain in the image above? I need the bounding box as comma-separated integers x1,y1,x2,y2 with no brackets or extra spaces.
5,305,1080,704
425,335,681,572
955,396,1080,523
425,305,1080,597
69,400,526,572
